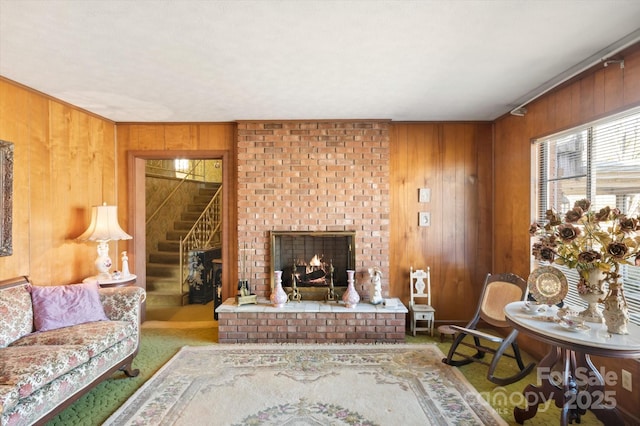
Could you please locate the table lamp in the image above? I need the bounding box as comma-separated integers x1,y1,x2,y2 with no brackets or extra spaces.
78,203,132,280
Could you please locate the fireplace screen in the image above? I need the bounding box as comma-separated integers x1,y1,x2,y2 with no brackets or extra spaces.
271,231,355,298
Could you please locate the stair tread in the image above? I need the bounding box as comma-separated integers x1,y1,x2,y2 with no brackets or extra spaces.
147,182,222,286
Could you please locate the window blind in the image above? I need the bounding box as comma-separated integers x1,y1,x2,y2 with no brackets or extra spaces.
534,108,640,325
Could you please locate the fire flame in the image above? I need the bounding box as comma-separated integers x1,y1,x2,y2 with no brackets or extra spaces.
309,254,322,267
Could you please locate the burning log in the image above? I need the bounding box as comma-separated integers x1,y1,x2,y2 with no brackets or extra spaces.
300,269,326,282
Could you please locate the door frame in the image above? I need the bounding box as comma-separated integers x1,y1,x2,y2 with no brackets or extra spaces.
128,150,231,318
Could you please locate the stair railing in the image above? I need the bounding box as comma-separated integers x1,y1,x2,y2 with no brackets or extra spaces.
146,159,204,227
179,185,223,297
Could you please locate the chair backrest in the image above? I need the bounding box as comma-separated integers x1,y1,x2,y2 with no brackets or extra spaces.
477,273,527,328
410,267,431,306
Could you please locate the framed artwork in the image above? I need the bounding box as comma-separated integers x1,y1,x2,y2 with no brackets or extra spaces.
0,140,13,256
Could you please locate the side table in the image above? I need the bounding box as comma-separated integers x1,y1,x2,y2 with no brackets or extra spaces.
83,274,137,288
504,301,640,425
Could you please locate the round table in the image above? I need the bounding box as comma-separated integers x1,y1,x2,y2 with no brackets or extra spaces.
504,301,640,425
83,274,137,288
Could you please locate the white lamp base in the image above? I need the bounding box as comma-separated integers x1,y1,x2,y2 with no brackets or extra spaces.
95,240,113,280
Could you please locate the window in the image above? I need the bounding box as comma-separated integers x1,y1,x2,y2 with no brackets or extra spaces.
534,108,640,325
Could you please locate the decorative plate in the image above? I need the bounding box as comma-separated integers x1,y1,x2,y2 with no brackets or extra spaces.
527,266,568,305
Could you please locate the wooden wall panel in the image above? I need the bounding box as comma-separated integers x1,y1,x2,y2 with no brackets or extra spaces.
390,122,492,322
579,73,596,121
163,124,196,150
0,77,116,285
624,51,640,105
554,85,573,130
0,80,33,277
493,116,531,280
604,64,625,112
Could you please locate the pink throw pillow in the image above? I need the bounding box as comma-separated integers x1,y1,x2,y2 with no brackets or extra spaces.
30,282,109,332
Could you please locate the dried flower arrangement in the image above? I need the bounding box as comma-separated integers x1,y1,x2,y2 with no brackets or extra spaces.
529,198,640,279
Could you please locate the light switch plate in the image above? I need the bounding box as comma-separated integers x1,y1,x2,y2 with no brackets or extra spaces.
419,188,431,203
419,212,431,227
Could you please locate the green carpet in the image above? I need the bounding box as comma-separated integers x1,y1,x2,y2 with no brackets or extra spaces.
45,327,217,426
45,327,603,425
407,334,602,426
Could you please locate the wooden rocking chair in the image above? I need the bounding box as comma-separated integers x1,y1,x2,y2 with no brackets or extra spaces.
442,272,535,386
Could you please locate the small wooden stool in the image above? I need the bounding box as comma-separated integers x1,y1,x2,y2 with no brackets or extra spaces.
437,325,456,342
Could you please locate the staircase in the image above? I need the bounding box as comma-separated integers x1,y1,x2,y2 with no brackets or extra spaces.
146,182,221,307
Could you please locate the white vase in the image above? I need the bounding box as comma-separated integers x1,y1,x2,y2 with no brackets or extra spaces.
602,276,629,335
342,270,360,308
577,268,605,323
271,270,288,308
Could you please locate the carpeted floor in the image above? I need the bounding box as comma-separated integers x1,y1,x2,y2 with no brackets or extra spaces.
144,301,215,322
105,344,506,425
44,306,605,426
45,327,217,426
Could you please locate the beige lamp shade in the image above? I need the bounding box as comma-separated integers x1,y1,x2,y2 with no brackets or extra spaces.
78,204,132,242
78,204,132,280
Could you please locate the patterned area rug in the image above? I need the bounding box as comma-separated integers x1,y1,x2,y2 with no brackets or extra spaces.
105,344,506,426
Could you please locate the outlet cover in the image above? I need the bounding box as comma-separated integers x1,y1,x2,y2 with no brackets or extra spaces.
622,369,632,391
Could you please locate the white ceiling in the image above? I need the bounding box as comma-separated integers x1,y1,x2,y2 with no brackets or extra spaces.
1,1,640,123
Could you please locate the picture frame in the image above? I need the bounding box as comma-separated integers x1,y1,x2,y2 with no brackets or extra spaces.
0,140,14,256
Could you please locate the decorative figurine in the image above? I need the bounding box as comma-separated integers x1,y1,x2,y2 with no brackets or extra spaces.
326,261,336,301
368,267,383,305
121,251,130,278
288,266,302,302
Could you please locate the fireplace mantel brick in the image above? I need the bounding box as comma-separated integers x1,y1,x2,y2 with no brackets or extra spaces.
216,298,406,344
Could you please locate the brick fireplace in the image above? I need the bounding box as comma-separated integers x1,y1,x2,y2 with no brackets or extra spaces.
222,121,396,344
236,121,390,299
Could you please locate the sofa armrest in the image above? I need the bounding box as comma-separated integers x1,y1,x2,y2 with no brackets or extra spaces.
0,383,19,417
99,286,146,324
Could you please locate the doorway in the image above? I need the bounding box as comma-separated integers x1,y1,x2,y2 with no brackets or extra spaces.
128,150,231,322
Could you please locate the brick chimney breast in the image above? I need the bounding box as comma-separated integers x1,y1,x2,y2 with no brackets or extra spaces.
237,121,390,299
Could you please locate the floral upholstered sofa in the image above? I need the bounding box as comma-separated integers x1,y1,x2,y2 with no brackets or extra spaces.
0,276,146,426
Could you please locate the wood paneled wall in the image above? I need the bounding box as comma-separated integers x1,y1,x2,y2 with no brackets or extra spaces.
389,123,493,321
0,77,502,325
0,77,117,285
493,44,640,423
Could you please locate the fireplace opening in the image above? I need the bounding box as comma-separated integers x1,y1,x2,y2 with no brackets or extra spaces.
271,231,355,300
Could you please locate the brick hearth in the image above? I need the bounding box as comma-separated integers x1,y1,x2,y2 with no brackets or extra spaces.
216,298,407,344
